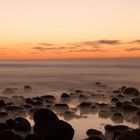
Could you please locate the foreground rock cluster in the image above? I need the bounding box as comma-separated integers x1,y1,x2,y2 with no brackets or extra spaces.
0,84,140,140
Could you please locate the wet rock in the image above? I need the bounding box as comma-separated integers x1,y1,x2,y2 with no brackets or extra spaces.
63,111,79,121
33,108,59,124
86,129,103,137
116,131,140,140
123,87,139,96
113,90,121,94
20,104,33,109
111,97,119,103
0,100,7,107
75,89,82,93
0,123,9,131
79,94,87,100
95,82,101,85
0,130,20,140
98,103,110,110
61,93,71,99
34,120,74,140
40,95,56,102
25,98,43,106
90,105,98,114
131,98,140,106
6,119,15,129
133,128,140,137
98,110,110,119
122,102,138,112
6,117,31,133
111,113,124,123
25,134,39,140
3,88,15,94
5,105,24,111
14,117,31,132
24,86,32,92
53,104,69,112
79,102,92,108
85,135,104,140
104,124,129,132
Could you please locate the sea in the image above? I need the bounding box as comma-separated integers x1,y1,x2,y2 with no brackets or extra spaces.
0,58,139,139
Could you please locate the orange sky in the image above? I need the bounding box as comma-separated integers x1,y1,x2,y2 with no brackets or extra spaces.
0,0,140,60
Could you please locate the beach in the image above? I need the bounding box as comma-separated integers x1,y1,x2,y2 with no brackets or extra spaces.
0,58,140,140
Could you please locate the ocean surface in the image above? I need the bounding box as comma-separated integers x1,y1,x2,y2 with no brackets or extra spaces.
0,58,139,94
0,58,140,139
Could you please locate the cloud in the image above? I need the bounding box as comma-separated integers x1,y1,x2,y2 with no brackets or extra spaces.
39,43,54,46
73,40,121,48
33,46,67,51
69,48,106,52
126,47,140,51
132,40,140,43
97,40,120,45
33,47,47,51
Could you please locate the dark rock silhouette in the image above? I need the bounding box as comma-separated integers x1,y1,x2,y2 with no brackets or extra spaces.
25,134,39,140
35,120,74,140
24,86,32,92
33,108,59,124
131,98,140,106
123,87,139,96
86,129,103,137
14,117,31,132
0,123,9,131
3,88,15,94
0,130,20,140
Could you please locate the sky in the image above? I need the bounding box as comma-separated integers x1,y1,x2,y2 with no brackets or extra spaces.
0,0,140,60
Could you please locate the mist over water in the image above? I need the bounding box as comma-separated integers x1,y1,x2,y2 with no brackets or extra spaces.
0,58,139,95
0,58,140,139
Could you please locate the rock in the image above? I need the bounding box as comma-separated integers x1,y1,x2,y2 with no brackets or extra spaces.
6,119,15,129
24,86,32,92
131,98,140,106
0,123,9,131
90,105,98,114
0,100,7,107
79,102,92,108
40,95,56,102
63,111,78,121
33,108,59,124
95,82,101,85
111,113,124,123
116,131,140,140
86,129,103,137
25,134,39,140
98,110,110,119
122,102,138,112
0,130,19,140
14,117,31,132
75,89,82,93
53,104,69,112
5,105,24,111
85,135,104,140
123,87,139,96
34,120,74,140
98,103,110,110
111,97,119,103
133,128,140,136
104,124,129,132
3,88,15,94
61,93,71,99
25,98,43,106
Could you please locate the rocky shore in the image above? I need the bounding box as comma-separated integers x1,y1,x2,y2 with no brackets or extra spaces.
0,84,140,140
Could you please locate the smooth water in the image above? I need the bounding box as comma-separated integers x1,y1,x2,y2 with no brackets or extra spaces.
0,58,139,94
0,58,140,139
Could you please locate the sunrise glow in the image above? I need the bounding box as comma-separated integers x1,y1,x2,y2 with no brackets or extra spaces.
0,0,140,60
